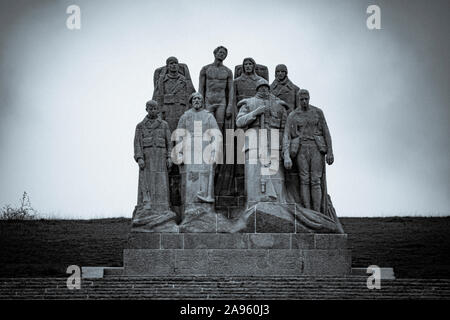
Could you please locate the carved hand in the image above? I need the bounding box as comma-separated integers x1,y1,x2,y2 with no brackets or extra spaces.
138,159,145,169
326,152,334,165
284,157,292,170
253,106,266,117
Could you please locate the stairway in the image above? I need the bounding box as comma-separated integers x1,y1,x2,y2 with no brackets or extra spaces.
1,276,450,299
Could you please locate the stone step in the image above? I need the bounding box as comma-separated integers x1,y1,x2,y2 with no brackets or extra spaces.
1,277,450,299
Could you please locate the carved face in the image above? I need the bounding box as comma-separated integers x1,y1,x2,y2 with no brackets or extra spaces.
299,93,310,109
257,85,270,98
146,103,159,118
243,60,254,74
215,48,227,61
276,69,287,81
167,60,179,73
192,95,203,110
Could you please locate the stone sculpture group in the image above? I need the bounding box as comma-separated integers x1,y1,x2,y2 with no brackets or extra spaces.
132,46,344,234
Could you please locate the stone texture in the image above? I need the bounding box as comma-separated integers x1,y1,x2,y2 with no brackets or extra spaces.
302,249,351,276
207,249,303,276
248,234,290,249
126,233,161,249
178,205,217,233
255,203,295,233
175,250,209,275
161,233,183,249
315,234,347,249
291,234,315,249
124,249,176,276
184,233,248,249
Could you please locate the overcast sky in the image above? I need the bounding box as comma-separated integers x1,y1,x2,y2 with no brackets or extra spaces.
0,0,449,218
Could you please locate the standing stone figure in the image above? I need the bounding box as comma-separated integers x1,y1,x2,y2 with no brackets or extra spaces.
229,57,266,126
132,100,177,232
198,46,233,132
216,58,267,200
153,57,195,215
152,56,196,132
270,64,300,115
283,89,334,213
175,93,222,232
235,79,288,205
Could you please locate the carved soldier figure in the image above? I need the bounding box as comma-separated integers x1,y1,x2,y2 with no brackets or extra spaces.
153,56,195,132
199,46,233,132
270,64,300,115
236,79,288,204
283,89,334,213
132,100,177,232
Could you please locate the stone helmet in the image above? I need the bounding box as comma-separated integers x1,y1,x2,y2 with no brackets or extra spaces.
255,78,270,91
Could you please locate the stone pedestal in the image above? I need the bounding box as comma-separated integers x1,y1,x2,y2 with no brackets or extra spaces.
123,233,351,276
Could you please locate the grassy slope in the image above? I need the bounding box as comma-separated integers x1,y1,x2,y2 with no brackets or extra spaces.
0,217,449,278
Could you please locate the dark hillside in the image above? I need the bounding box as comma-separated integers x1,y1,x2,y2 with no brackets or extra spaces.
0,217,449,278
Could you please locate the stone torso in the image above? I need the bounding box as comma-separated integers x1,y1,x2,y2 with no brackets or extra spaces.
161,74,189,103
203,64,231,106
157,73,193,132
138,118,169,149
286,106,323,142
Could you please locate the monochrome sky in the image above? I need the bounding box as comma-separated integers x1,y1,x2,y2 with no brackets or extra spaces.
0,0,449,218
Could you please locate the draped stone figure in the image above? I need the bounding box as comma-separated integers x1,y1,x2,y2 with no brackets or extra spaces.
131,100,178,232
270,64,300,115
174,92,224,232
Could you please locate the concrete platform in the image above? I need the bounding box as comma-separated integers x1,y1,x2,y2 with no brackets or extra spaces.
123,233,351,276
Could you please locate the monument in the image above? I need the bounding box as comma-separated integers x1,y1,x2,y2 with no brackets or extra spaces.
124,50,350,276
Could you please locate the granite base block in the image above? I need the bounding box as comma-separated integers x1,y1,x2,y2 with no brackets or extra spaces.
123,233,351,276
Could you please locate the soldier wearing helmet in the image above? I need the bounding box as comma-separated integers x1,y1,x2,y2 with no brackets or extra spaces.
235,79,289,203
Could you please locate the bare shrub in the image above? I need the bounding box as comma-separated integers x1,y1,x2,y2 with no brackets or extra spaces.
0,192,37,220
